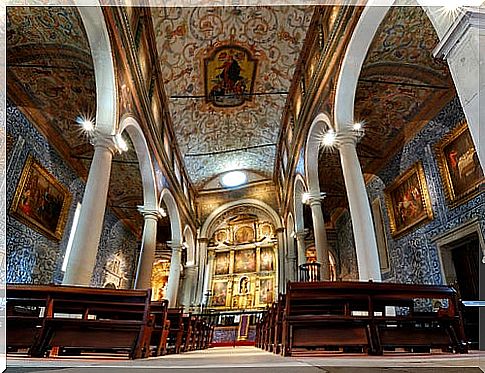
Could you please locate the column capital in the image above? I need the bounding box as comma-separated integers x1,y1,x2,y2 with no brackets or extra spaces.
137,206,161,221
167,241,184,252
90,133,119,155
207,250,216,259
295,230,307,240
198,237,209,244
275,227,285,233
336,131,359,148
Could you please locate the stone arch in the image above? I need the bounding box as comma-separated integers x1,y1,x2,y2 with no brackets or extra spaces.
159,188,182,245
286,213,297,282
77,6,117,135
183,225,196,266
293,174,307,233
200,199,283,240
333,2,483,168
119,115,158,210
304,112,334,193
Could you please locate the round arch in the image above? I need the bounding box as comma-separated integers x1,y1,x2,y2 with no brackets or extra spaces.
304,112,334,193
293,174,307,233
200,199,283,240
333,1,393,130
159,188,183,245
183,225,196,266
77,6,117,135
286,213,297,282
119,115,158,210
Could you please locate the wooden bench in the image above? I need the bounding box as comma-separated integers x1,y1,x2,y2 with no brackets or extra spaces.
281,281,468,356
166,308,184,354
273,293,286,354
148,300,170,356
7,284,153,359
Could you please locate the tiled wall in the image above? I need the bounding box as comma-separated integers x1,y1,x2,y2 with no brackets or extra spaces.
6,100,139,287
336,97,485,284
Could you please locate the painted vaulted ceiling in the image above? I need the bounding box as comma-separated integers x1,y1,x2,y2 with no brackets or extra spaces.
151,6,314,188
7,7,146,237
318,5,455,217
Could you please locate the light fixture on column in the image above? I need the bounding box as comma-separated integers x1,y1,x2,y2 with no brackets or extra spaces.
115,133,129,153
321,129,337,148
302,191,326,205
158,207,167,217
76,114,95,134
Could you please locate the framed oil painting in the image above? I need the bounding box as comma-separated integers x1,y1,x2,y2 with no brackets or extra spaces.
259,277,274,305
211,281,228,307
234,249,256,273
204,45,257,108
260,247,274,272
435,121,484,206
10,155,71,241
214,251,230,275
384,161,433,237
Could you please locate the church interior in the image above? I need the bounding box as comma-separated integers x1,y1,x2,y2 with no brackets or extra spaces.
4,2,485,372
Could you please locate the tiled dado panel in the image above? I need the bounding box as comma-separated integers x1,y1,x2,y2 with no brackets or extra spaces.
337,97,485,285
6,100,139,287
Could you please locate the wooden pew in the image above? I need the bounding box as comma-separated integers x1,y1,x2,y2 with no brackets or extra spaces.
166,308,184,354
281,281,467,356
273,293,286,354
148,300,170,356
7,284,152,359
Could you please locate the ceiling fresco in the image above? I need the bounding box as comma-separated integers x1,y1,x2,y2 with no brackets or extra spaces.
318,6,455,219
7,7,145,238
151,6,314,187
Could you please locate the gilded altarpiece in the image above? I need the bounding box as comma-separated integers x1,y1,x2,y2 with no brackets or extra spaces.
209,218,278,310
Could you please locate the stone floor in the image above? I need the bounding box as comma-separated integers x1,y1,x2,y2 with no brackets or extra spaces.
6,347,485,373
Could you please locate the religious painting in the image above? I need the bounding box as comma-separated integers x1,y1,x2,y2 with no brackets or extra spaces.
435,121,484,206
259,222,274,239
234,225,254,244
204,45,257,108
10,155,71,241
384,161,433,237
305,246,317,263
212,281,228,307
259,278,274,304
214,229,228,244
260,248,274,271
234,249,256,273
215,251,230,275
151,260,170,301
239,276,250,295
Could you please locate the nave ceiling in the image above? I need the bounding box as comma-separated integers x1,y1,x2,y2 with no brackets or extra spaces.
151,6,314,188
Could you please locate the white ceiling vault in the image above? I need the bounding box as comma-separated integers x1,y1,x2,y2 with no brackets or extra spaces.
151,6,314,188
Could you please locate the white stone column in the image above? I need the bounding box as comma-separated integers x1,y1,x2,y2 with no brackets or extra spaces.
196,238,209,305
134,209,160,289
433,8,484,170
295,231,307,268
276,227,286,292
165,242,183,306
63,134,117,286
181,264,197,310
201,250,216,307
308,198,330,280
338,135,381,281
286,234,297,283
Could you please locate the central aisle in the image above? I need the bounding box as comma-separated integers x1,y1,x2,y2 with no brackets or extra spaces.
6,347,483,373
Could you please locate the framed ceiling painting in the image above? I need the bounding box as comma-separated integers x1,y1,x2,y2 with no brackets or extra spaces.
384,161,433,237
435,121,484,207
10,155,72,241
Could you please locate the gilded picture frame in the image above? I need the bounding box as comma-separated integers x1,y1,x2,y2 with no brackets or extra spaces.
384,161,433,237
10,155,72,241
435,121,484,207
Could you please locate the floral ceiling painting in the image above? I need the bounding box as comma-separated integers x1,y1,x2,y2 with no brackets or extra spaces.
151,6,314,187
